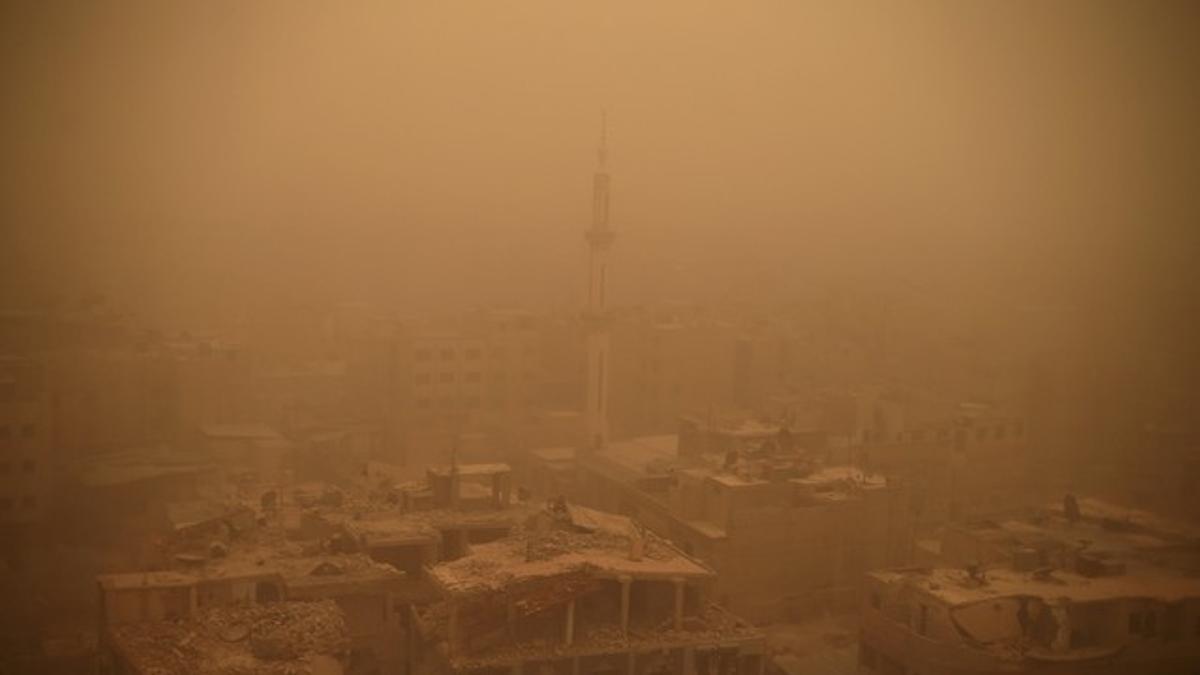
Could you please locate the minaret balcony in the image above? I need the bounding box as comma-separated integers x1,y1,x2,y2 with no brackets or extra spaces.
585,230,616,247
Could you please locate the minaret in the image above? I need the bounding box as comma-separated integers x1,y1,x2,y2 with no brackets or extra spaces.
584,114,614,450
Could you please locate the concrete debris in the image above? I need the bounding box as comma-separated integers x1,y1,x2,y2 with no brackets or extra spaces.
111,601,348,675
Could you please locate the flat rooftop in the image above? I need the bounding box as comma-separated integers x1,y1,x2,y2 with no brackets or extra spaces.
871,564,1200,607
427,462,512,478
588,434,679,479
954,498,1200,563
344,506,528,545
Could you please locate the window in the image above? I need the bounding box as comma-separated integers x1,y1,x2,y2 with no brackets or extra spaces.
491,347,505,360
492,372,507,383
1130,612,1143,635
465,372,481,383
415,349,432,361
414,373,431,385
0,426,9,440
917,605,929,636
465,397,480,409
1146,611,1158,637
21,460,35,473
0,461,9,474
440,373,455,384
0,497,11,511
416,398,431,409
20,424,34,439
994,426,1006,440
465,349,481,360
440,349,455,361
21,496,36,509
976,428,987,441
1014,421,1025,438
871,592,882,610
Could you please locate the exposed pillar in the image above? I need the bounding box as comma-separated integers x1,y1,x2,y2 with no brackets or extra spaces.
626,650,636,675
447,601,461,658
671,577,685,631
564,598,576,645
619,575,633,636
507,600,517,640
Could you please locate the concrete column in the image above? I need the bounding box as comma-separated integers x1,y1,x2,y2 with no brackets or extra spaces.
507,600,517,640
682,647,695,675
619,575,633,636
447,601,460,658
671,577,685,631
572,656,581,675
626,650,636,675
564,598,576,645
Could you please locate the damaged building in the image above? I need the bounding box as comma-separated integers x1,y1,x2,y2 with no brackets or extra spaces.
104,598,350,675
860,497,1200,673
543,414,912,621
97,545,408,675
411,498,765,675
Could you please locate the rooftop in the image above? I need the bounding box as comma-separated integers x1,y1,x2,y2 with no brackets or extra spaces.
871,564,1200,607
430,501,713,598
427,462,512,478
344,506,527,546
954,497,1200,565
589,434,679,478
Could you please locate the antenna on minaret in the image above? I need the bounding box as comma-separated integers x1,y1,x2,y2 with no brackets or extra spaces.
598,109,609,169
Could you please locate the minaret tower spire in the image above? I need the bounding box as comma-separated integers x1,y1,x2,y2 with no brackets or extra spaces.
584,113,615,450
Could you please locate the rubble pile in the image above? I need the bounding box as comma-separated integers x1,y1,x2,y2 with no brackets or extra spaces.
111,600,348,675
209,601,348,661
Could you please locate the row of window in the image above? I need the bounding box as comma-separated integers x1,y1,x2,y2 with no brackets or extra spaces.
414,345,537,362
417,397,484,410
413,371,537,385
416,348,482,362
893,423,1025,444
415,395,534,409
0,495,38,510
0,424,37,440
0,460,36,474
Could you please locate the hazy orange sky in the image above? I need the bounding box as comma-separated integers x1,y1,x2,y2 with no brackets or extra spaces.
2,1,1197,345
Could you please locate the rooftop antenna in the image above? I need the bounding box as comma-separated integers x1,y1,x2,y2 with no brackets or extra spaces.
598,108,609,169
